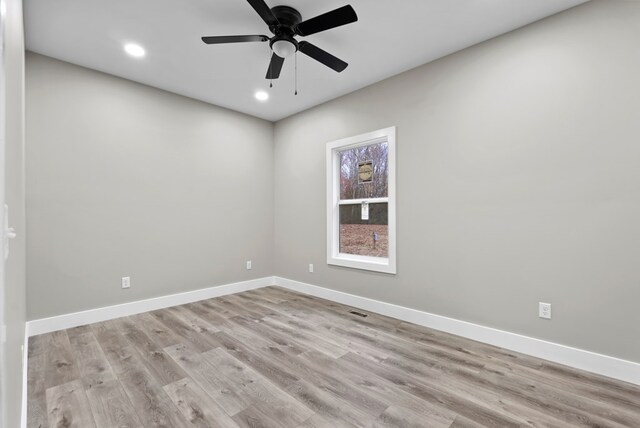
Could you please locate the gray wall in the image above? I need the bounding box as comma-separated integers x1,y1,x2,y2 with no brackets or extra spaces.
2,0,26,425
274,0,640,363
26,53,274,320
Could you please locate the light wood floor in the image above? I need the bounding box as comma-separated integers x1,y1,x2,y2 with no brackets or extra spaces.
28,286,640,427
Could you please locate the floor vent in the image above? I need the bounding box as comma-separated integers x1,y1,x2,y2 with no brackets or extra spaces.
349,310,368,318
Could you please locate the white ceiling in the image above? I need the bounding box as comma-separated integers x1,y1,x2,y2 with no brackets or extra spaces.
24,0,587,121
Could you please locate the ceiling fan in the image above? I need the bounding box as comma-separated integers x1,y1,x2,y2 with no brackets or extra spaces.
201,0,358,80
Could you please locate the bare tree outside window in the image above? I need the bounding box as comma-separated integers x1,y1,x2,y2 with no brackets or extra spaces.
340,142,389,200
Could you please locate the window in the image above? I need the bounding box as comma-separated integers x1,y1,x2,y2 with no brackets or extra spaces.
326,127,396,273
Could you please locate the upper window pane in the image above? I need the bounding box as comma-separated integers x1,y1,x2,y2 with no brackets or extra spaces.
339,142,388,200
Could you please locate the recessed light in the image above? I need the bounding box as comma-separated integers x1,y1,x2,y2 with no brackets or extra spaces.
255,91,269,102
124,43,146,58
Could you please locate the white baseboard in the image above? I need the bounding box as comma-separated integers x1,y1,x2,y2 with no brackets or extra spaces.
27,276,275,336
275,276,640,386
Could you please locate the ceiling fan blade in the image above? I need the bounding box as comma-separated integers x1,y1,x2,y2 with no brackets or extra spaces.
247,0,280,27
265,53,285,79
295,5,357,36
201,35,269,44
298,41,348,73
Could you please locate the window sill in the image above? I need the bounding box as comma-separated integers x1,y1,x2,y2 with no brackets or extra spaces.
328,254,396,274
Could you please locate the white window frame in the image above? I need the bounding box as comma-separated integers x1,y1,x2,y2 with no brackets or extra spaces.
326,126,396,274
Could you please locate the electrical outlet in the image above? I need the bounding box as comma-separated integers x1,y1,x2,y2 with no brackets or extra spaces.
246,260,252,270
309,263,314,273
539,302,551,319
122,276,131,289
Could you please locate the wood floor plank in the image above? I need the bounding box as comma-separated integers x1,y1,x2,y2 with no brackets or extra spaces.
222,294,282,319
541,361,640,400
349,321,485,372
164,343,251,416
196,302,305,357
131,311,186,348
92,320,189,427
184,301,230,327
339,352,524,427
43,330,81,389
241,288,287,305
482,358,640,416
230,315,328,356
27,286,640,428
372,405,453,428
168,305,223,335
201,347,314,427
447,415,487,428
395,320,546,371
164,377,240,428
26,353,47,428
90,320,135,373
378,353,575,427
222,315,307,355
264,310,390,362
256,297,393,361
194,298,240,319
28,333,47,358
298,350,457,426
212,296,267,321
295,414,333,428
115,363,188,427
114,316,189,386
232,404,291,428
449,362,634,427
259,315,350,358
284,379,373,427
46,379,97,428
85,379,142,428
212,331,302,389
67,331,116,390
246,346,388,421
150,307,222,352
66,324,94,340
315,322,392,362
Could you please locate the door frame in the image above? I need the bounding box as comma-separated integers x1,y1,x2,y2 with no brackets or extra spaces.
0,0,8,424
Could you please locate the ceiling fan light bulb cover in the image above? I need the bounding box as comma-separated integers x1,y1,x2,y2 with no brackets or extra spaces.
272,40,296,58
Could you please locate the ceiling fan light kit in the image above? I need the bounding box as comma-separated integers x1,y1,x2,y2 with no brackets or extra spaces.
201,0,358,92
271,39,296,58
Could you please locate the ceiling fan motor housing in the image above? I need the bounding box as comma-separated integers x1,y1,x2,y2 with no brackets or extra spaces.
270,6,302,31
269,6,302,55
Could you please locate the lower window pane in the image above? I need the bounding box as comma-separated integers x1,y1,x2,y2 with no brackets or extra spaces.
339,203,388,258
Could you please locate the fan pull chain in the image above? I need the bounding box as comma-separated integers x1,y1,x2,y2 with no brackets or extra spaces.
294,50,298,95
